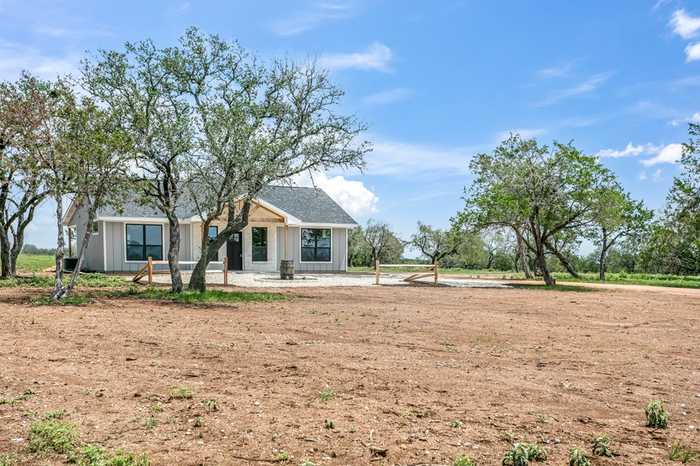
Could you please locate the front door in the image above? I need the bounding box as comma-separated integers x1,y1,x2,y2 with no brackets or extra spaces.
227,231,243,270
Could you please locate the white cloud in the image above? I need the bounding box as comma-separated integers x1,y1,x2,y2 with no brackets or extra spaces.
0,41,78,80
362,87,413,105
496,128,546,141
271,1,353,36
534,72,613,106
670,9,700,39
536,61,576,78
596,143,659,158
366,138,475,176
670,112,700,126
292,171,378,218
318,42,393,72
685,42,700,62
641,143,684,165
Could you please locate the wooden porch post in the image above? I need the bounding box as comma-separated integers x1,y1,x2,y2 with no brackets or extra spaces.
147,256,153,285
223,256,228,286
283,224,289,260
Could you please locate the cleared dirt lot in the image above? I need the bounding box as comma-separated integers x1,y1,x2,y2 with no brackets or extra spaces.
1,284,699,465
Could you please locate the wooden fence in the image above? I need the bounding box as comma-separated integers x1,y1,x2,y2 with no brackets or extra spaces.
374,261,439,286
133,257,229,285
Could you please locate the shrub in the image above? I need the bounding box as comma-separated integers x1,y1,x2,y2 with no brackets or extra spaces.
502,443,547,466
275,451,289,462
669,441,698,463
44,409,66,420
0,454,17,466
645,400,669,428
193,416,204,428
27,419,78,455
202,399,218,412
591,434,613,457
76,444,151,466
453,454,477,466
143,417,157,429
450,420,464,428
318,387,334,402
324,419,335,429
568,448,590,466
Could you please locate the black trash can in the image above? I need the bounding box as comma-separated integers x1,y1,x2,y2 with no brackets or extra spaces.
64,257,78,272
280,260,294,280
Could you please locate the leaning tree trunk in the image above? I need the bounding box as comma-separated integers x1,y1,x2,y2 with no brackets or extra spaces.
515,231,533,279
534,238,555,286
51,194,66,300
0,226,11,278
166,214,184,293
548,246,580,279
56,199,100,299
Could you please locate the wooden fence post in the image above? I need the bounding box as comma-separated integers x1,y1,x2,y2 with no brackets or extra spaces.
434,263,438,286
147,256,153,285
223,256,228,286
375,259,380,285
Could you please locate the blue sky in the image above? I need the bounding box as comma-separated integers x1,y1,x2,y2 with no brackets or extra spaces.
2,0,700,248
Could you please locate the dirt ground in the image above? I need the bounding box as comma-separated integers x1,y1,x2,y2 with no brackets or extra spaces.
1,283,699,465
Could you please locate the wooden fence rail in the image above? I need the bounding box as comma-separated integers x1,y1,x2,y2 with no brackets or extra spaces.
374,261,439,286
132,257,229,285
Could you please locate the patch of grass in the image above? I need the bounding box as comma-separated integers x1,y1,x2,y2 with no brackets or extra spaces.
149,403,163,413
318,387,334,402
669,441,699,463
450,420,464,428
645,400,669,428
274,451,290,462
76,444,150,466
324,419,335,429
202,399,218,412
502,443,547,466
27,419,78,455
170,386,193,400
569,448,591,466
511,284,597,292
591,434,613,457
0,454,17,466
143,417,157,429
552,271,700,289
193,416,204,428
115,287,285,304
453,454,476,466
0,273,124,290
43,409,66,420
0,389,35,406
16,254,54,273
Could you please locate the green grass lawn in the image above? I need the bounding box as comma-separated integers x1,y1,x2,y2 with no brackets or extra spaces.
348,266,523,278
16,254,54,273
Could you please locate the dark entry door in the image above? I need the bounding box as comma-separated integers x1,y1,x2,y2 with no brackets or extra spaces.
227,231,243,270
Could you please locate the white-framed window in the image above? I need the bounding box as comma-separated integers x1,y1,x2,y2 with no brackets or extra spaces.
300,228,331,262
252,227,267,262
125,224,163,261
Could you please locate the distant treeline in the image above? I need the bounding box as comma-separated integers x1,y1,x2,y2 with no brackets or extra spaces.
22,244,56,256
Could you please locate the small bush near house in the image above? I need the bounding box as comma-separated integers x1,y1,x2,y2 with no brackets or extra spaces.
568,448,591,466
502,443,547,466
453,454,477,466
27,419,78,455
669,441,699,463
645,400,669,428
591,434,613,457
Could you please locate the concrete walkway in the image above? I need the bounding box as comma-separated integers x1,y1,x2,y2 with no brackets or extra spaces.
149,271,511,288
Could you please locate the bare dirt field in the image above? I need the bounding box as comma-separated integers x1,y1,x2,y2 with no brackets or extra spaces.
1,284,699,465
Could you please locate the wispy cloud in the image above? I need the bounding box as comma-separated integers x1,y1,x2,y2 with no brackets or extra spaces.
670,9,700,39
536,60,577,79
362,87,413,105
685,42,700,62
0,41,78,80
597,143,659,158
670,112,700,126
641,143,684,165
534,72,613,107
366,137,478,177
319,42,393,72
270,1,353,36
32,25,112,38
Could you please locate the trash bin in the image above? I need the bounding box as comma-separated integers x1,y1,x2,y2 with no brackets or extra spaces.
64,257,78,272
280,260,294,280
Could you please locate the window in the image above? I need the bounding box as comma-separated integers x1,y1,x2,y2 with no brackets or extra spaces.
67,226,77,257
301,228,331,262
126,224,163,261
208,226,219,260
252,227,267,262
89,221,98,234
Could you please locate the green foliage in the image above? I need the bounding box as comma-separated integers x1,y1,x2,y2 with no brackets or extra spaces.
318,387,334,402
16,253,54,272
31,295,92,306
645,400,669,428
193,416,204,428
501,443,547,466
170,386,193,400
143,417,157,429
202,399,218,412
43,409,66,420
669,441,698,463
568,448,590,466
274,451,289,462
591,434,613,457
0,388,34,405
0,454,17,466
450,420,464,428
410,222,462,264
349,222,404,267
0,273,124,289
118,287,285,304
453,454,477,466
28,419,78,455
76,444,150,466
324,419,335,429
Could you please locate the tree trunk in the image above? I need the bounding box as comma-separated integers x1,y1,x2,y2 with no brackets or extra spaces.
598,228,608,281
60,199,99,297
188,220,214,293
515,231,533,279
0,226,10,278
534,238,555,286
51,194,66,300
167,215,183,293
549,246,580,279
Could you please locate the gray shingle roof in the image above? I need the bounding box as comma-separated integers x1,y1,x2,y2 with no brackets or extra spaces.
97,185,357,225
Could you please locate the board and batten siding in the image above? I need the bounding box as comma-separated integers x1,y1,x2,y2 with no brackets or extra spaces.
65,203,104,272
103,221,180,273
276,226,347,272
